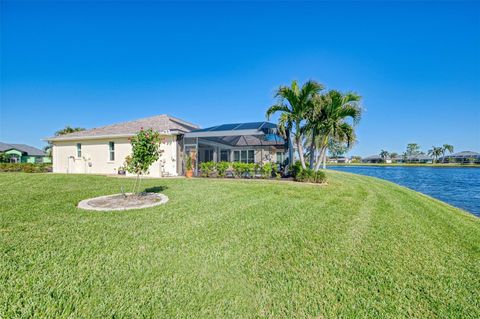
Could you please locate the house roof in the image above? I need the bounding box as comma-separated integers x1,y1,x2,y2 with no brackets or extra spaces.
362,155,383,160
191,121,277,133
440,151,480,158
406,154,432,160
46,114,199,141
185,121,279,138
0,142,46,156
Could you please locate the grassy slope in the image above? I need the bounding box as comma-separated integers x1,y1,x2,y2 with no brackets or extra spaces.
1,172,479,318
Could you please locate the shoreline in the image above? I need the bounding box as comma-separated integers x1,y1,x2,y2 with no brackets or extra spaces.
327,163,480,168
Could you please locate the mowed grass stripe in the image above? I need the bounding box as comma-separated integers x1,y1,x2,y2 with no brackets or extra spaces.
0,172,479,318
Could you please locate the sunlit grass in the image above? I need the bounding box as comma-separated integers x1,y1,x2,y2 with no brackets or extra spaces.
1,172,478,317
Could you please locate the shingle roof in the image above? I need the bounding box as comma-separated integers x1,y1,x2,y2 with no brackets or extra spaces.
0,142,46,156
0,142,12,152
362,155,383,160
47,114,199,141
406,154,432,160
440,151,480,158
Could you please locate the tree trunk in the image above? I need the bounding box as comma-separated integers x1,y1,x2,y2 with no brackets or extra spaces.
137,174,142,194
322,150,327,169
296,136,306,169
314,146,325,171
309,131,315,169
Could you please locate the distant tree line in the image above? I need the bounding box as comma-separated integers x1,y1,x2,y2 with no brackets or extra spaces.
375,143,454,163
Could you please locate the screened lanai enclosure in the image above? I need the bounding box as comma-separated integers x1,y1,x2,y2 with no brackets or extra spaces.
182,122,292,176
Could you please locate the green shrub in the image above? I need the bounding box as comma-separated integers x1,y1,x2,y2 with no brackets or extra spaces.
294,168,327,184
216,161,230,177
232,162,243,178
242,163,255,177
290,161,303,177
199,161,216,177
260,162,273,179
0,163,52,173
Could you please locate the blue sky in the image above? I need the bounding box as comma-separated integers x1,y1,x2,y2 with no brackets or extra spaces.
1,1,479,156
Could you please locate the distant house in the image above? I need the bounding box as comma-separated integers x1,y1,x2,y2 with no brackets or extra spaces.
362,155,391,163
395,154,433,164
439,151,480,164
328,156,350,163
0,142,51,163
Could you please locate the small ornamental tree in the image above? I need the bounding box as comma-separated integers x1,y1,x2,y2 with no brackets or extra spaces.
124,128,163,194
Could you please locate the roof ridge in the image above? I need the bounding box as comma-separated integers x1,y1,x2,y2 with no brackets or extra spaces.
165,114,200,129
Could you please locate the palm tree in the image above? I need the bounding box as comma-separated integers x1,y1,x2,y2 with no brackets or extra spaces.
406,143,421,156
55,125,85,136
389,152,399,162
441,144,454,163
380,150,389,163
312,90,362,170
266,80,324,169
428,146,443,163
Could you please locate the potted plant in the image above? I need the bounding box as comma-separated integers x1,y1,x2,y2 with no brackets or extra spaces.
118,166,126,175
185,154,193,178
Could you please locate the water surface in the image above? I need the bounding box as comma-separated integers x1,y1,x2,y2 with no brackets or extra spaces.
329,166,480,217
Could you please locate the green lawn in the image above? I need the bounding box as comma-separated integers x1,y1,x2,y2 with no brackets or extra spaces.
1,172,479,318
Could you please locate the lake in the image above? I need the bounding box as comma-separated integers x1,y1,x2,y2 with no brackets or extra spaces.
328,166,480,217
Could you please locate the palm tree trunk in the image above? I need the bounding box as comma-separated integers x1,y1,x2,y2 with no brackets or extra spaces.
309,131,315,169
322,150,327,169
314,146,325,171
296,136,306,169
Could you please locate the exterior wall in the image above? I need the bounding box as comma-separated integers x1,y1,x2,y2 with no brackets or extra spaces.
22,156,52,164
52,135,178,177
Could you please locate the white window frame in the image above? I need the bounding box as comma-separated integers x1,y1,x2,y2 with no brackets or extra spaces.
76,143,82,158
108,141,115,161
276,151,285,164
233,149,255,163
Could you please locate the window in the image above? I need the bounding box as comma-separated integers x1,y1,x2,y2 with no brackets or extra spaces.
76,143,82,158
276,152,285,164
233,150,255,163
248,150,254,163
204,149,213,162
241,150,247,163
109,142,115,161
220,150,229,162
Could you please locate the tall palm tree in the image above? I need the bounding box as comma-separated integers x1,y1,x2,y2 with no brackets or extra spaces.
266,80,324,169
380,150,389,163
441,144,454,163
313,90,362,170
428,146,443,163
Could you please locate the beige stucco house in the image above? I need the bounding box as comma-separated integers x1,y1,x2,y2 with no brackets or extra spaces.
46,114,287,177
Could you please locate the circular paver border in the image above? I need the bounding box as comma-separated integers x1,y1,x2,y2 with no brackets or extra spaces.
77,193,169,211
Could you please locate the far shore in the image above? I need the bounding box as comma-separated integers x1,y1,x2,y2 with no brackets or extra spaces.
327,163,480,168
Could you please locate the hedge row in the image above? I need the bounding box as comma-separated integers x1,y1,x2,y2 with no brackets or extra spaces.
197,160,327,184
0,163,52,173
198,161,279,179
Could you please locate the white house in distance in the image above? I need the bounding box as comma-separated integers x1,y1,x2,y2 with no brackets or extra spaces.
46,114,287,177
